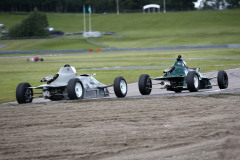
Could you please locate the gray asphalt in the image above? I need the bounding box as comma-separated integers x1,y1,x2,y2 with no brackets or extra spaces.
1,43,240,55
0,44,6,48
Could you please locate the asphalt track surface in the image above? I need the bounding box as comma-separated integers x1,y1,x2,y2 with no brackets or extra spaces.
9,67,239,104
1,43,240,55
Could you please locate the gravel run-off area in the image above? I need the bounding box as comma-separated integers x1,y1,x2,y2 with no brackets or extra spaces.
1,93,240,160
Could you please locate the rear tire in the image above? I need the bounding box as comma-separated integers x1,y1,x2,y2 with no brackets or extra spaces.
16,83,33,104
114,77,127,98
174,89,182,93
67,78,84,100
217,70,228,89
138,74,152,95
186,71,199,92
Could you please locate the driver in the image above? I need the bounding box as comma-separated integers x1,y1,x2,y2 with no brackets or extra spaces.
64,64,77,75
176,55,188,68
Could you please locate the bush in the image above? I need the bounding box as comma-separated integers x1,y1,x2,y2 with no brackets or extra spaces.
9,9,50,38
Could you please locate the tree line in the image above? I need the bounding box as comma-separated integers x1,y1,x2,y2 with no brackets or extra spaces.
0,0,239,13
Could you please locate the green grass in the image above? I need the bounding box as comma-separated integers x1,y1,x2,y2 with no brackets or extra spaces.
93,10,240,48
0,48,240,103
0,9,240,50
0,38,99,51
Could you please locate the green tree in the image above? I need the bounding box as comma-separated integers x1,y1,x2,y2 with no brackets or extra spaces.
1,0,238,13
8,9,50,38
166,0,194,11
226,0,240,8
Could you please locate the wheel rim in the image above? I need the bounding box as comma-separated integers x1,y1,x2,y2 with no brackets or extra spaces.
120,80,127,94
194,75,199,89
146,78,151,91
75,82,83,98
24,88,32,102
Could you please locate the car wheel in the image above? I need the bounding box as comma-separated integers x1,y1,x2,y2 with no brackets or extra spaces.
49,96,63,101
16,82,33,104
114,77,127,98
174,88,182,93
186,71,199,92
138,74,152,95
217,70,228,89
67,78,84,100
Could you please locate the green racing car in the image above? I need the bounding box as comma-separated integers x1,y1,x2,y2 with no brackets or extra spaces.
138,55,228,95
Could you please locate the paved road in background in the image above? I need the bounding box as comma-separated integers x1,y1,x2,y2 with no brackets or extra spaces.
1,43,240,55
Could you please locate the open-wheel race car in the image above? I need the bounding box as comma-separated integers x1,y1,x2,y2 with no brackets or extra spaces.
27,56,44,62
16,64,128,104
138,55,228,95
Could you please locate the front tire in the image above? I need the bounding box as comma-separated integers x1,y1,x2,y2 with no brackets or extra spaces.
114,77,127,98
217,70,228,89
138,74,152,95
67,78,84,100
186,71,199,92
16,82,33,104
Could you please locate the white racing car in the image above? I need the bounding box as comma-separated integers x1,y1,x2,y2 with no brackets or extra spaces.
16,64,128,104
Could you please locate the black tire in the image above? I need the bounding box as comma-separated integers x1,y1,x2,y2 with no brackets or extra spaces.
174,89,182,93
114,77,127,98
186,71,199,92
138,74,152,95
16,82,33,104
217,70,228,89
49,96,63,101
67,78,84,100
